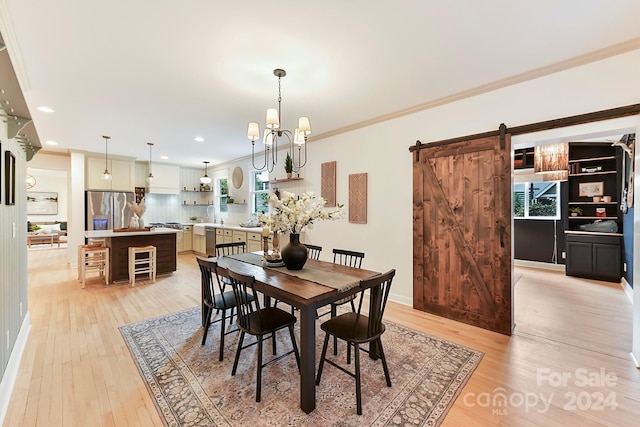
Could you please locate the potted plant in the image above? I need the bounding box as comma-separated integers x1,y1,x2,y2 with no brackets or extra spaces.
284,152,293,179
569,207,583,217
189,215,198,223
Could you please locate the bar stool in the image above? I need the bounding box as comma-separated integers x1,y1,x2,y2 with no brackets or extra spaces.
78,244,110,288
128,245,157,287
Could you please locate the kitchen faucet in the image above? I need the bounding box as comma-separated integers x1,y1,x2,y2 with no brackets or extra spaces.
206,205,216,223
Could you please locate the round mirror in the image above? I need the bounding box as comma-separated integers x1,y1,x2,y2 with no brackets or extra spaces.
232,167,243,189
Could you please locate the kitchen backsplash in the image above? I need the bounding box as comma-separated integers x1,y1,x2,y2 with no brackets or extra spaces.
144,193,250,224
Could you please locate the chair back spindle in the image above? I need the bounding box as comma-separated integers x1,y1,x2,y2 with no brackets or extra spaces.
215,241,246,257
304,244,322,260
332,248,364,268
227,269,261,332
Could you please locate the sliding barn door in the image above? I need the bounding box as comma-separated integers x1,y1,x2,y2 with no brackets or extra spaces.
412,132,512,335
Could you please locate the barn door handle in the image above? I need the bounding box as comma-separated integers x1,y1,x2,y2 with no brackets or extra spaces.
496,222,505,248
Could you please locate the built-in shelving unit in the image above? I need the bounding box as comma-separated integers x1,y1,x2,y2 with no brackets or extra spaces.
565,142,622,282
514,147,534,169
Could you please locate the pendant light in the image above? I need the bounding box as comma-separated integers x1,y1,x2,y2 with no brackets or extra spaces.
146,142,154,184
200,161,212,184
534,142,568,174
101,135,112,180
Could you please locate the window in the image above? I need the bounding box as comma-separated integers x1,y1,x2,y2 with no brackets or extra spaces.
251,171,270,215
217,178,228,213
514,181,560,219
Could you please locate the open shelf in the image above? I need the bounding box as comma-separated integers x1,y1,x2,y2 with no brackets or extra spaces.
269,177,304,184
568,201,617,205
569,171,616,177
568,155,616,163
568,216,618,220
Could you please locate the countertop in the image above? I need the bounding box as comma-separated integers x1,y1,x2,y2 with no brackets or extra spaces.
85,227,181,238
191,223,263,234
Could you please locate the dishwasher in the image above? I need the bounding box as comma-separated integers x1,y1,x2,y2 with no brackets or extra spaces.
205,226,217,255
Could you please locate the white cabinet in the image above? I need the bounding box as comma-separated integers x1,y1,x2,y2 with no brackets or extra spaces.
232,230,246,243
193,234,206,255
216,228,232,244
86,157,110,190
247,231,263,253
147,164,180,194
86,157,134,191
183,225,193,251
179,225,193,253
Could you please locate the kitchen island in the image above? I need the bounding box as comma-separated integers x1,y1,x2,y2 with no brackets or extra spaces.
85,228,179,283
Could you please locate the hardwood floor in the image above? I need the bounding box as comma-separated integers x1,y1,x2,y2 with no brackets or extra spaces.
4,249,639,426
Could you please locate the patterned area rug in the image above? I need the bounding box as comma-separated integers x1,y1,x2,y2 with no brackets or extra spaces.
120,307,483,426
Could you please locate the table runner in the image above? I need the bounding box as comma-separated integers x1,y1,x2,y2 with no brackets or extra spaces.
224,252,361,293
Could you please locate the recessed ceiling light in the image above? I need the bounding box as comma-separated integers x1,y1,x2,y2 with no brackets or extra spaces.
45,140,58,146
194,137,204,142
160,155,168,160
37,106,55,113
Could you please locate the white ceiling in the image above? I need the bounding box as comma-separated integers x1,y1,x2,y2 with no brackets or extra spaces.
2,1,640,168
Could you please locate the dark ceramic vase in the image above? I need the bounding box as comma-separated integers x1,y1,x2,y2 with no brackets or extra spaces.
281,233,308,270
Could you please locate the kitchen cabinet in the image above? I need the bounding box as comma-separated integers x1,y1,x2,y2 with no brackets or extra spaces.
566,233,621,282
147,164,180,194
193,233,206,255
247,231,263,253
86,157,134,191
181,225,193,252
216,228,232,244
232,230,246,243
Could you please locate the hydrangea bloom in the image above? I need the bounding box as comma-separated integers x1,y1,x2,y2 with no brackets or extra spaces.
258,191,343,234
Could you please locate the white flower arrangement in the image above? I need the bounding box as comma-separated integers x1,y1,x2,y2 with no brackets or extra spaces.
259,191,344,234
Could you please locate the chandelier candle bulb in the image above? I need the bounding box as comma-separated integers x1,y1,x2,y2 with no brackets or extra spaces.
266,109,279,129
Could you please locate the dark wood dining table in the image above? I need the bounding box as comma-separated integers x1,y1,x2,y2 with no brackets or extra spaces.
213,254,380,414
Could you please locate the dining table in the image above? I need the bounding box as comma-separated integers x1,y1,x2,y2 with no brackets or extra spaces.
213,252,380,414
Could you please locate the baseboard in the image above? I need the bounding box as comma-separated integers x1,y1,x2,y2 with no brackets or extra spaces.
0,312,31,425
514,259,566,272
621,277,633,304
631,352,640,369
389,293,412,307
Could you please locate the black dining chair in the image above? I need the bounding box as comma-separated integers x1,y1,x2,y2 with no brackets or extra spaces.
303,243,322,260
227,268,301,402
317,248,365,318
214,241,246,257
196,256,254,361
213,241,247,289
332,248,365,268
315,269,396,415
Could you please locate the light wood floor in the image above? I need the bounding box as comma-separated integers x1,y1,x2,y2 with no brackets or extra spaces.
4,249,640,426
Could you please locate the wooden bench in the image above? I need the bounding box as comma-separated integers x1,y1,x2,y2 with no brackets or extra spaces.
27,232,64,248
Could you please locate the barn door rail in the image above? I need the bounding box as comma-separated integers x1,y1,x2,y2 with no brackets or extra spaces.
409,103,640,162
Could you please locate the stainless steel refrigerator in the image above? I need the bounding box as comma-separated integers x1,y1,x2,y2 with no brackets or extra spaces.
85,191,136,231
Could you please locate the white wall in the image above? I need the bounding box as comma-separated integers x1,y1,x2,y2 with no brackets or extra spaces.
301,49,640,307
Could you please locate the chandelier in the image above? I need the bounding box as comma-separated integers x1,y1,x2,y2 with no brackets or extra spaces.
247,68,311,173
